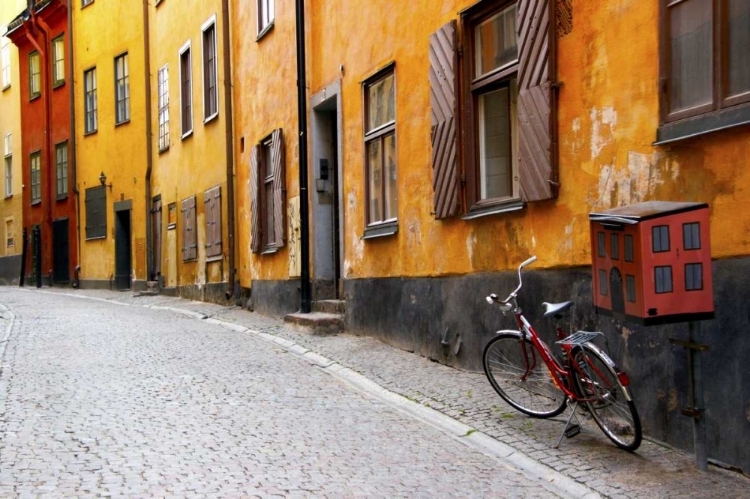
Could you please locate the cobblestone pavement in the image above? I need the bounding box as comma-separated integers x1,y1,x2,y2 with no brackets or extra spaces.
5,287,750,498
0,288,565,498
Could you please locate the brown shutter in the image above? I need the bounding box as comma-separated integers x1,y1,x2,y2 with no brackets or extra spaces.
250,145,261,253
184,196,197,260
181,198,189,260
271,128,285,247
429,20,460,219
212,186,222,256
204,189,213,254
204,185,222,258
517,0,558,202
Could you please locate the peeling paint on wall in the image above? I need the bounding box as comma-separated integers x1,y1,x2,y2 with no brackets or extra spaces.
590,107,617,160
594,151,676,208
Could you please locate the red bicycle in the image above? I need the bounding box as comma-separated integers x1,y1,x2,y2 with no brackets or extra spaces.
483,256,642,451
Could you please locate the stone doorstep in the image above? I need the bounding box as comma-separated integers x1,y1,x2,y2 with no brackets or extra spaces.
312,299,346,315
284,312,345,336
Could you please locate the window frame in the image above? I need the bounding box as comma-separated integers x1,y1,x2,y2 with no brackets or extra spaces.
84,67,97,134
201,16,218,123
362,65,398,238
3,132,11,198
114,52,130,125
82,0,94,7
55,141,68,200
29,51,41,100
259,135,275,250
158,64,170,151
257,0,275,38
51,35,65,88
1,29,11,90
179,41,193,138
30,150,41,205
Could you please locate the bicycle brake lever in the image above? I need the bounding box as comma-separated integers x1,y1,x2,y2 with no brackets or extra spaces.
486,293,498,305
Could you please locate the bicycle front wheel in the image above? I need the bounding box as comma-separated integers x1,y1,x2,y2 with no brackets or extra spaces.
483,332,566,418
573,345,642,451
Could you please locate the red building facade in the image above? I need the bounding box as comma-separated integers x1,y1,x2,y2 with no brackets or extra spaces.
7,0,76,286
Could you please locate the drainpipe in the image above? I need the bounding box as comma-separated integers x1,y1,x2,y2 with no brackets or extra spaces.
295,0,311,313
142,0,154,284
67,0,80,288
220,0,236,301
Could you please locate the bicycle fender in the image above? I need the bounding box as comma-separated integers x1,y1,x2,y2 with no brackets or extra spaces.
583,341,633,402
493,329,523,337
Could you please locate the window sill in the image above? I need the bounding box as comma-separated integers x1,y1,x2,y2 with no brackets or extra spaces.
462,200,524,220
2,84,9,92
655,104,750,145
56,194,68,201
159,145,169,154
52,81,65,90
4,194,12,200
256,21,274,42
182,258,197,263
363,221,398,240
261,245,279,255
182,130,193,140
206,255,222,263
85,235,106,241
82,0,94,10
30,94,41,102
166,223,176,230
204,112,218,125
84,129,97,137
115,119,130,128
31,200,41,206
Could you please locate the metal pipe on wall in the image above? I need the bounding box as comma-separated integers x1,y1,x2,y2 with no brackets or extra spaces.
220,0,236,301
295,0,311,313
67,0,80,288
142,0,154,284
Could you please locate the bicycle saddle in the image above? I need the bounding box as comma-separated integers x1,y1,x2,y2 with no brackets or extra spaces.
542,301,574,319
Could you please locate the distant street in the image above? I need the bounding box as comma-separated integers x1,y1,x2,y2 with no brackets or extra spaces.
0,288,556,498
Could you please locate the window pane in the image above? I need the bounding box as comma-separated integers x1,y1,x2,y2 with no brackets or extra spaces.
727,0,750,98
366,73,394,132
611,233,620,260
669,0,712,113
265,181,274,244
626,275,636,302
624,234,634,262
599,269,608,295
383,133,397,220
475,4,517,78
597,232,606,258
367,139,383,223
478,87,511,200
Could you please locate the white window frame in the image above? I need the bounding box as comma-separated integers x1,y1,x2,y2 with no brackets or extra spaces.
257,0,275,36
84,67,97,134
114,52,130,124
3,133,11,198
178,40,193,138
52,35,65,87
201,15,219,123
1,28,10,89
158,64,169,151
55,141,68,199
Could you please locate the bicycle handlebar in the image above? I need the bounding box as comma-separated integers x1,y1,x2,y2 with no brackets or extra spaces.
486,256,537,308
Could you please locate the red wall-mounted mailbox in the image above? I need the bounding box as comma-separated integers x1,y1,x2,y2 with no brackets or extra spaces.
589,201,714,325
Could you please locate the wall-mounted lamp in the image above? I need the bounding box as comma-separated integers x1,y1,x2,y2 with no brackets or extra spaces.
99,171,112,191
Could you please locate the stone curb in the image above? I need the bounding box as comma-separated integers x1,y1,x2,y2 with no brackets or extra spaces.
0,303,15,359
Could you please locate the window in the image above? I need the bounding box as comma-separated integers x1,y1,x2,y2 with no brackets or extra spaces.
363,68,397,233
85,185,106,239
30,151,41,204
250,129,285,253
683,222,701,249
685,262,703,290
597,232,606,257
610,233,620,260
658,0,750,139
179,42,193,136
626,275,636,302
158,64,169,151
624,234,634,262
82,0,94,6
1,30,10,89
115,53,130,123
84,67,97,133
5,218,13,249
29,51,41,99
52,36,65,87
55,142,68,199
201,18,218,121
167,202,177,229
204,186,222,259
3,133,10,198
655,265,673,294
652,225,670,252
599,269,608,295
181,195,197,261
258,0,275,35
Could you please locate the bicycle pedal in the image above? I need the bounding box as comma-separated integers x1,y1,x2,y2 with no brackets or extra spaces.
564,424,581,438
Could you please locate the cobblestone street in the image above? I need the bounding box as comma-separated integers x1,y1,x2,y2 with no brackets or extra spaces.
1,287,749,498
0,288,566,498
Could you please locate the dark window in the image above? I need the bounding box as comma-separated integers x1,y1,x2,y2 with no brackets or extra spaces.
655,265,673,293
29,51,41,99
659,0,750,131
115,53,130,123
202,21,218,120
610,233,620,260
258,0,275,35
597,232,606,258
180,45,193,135
55,142,68,199
181,196,197,261
30,151,41,204
624,234,634,262
364,67,397,231
652,225,670,252
683,222,701,249
84,67,97,133
685,262,703,290
204,186,222,259
85,185,107,239
250,129,285,253
52,36,65,87
599,269,608,296
626,274,636,302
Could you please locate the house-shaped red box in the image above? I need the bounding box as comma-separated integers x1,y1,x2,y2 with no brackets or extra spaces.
589,201,714,325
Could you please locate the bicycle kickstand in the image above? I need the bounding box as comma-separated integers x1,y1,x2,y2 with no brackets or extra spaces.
554,399,582,449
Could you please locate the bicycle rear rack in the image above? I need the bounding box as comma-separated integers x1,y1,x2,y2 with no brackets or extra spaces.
556,331,603,346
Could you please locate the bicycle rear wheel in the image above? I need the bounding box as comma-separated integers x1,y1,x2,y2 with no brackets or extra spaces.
572,345,642,451
483,332,566,418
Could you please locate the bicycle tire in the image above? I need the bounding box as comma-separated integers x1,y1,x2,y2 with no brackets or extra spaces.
572,344,642,451
483,332,567,418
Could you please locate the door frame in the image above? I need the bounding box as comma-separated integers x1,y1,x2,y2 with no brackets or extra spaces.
114,200,132,290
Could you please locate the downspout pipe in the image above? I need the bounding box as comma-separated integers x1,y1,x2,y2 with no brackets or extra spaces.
142,0,154,284
221,0,236,301
295,0,311,313
67,0,80,288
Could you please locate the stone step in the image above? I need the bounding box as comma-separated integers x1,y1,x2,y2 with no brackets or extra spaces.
312,299,346,315
284,312,344,336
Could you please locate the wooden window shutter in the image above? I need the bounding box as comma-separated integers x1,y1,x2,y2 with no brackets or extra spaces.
182,196,197,261
205,186,222,258
204,188,213,255
429,20,460,219
271,128,286,247
189,196,197,260
250,145,261,253
181,198,189,259
517,0,558,202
